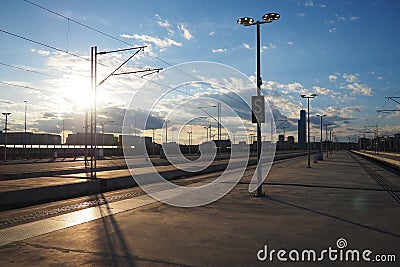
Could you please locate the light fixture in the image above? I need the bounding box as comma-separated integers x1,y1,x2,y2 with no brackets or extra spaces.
237,17,255,26
262,13,280,23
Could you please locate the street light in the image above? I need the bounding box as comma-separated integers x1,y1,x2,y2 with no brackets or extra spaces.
301,94,317,168
198,104,221,158
187,130,192,155
164,119,170,144
324,123,331,157
24,100,28,159
237,12,280,197
150,128,156,156
316,114,326,159
2,112,11,161
231,130,237,145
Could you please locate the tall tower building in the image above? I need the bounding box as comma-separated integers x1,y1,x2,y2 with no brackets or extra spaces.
298,109,306,149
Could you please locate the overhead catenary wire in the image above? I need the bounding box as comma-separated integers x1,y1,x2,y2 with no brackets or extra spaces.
23,0,133,47
0,29,90,63
0,81,57,94
22,0,200,80
7,0,254,124
0,62,57,78
20,0,248,108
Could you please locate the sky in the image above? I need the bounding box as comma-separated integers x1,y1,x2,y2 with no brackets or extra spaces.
1,0,400,144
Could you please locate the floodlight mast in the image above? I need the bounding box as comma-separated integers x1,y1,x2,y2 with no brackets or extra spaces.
2,112,11,161
237,12,280,197
301,94,317,168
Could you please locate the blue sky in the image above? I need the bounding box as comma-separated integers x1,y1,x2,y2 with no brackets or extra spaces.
1,0,400,143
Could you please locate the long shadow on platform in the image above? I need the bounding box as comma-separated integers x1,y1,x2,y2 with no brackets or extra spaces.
230,181,400,192
264,196,400,239
95,193,136,266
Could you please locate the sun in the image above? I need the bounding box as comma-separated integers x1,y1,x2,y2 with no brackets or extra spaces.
62,76,93,110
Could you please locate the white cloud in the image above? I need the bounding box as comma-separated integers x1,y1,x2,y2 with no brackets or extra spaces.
377,76,383,80
157,19,174,35
325,20,335,24
211,48,227,53
336,15,346,21
209,31,215,36
343,73,358,83
312,85,336,95
339,94,356,103
304,1,314,7
320,4,326,8
120,33,182,49
287,41,294,45
328,28,336,33
0,99,14,104
262,43,276,51
350,16,360,21
328,75,337,83
346,83,372,96
242,43,251,49
178,24,194,40
325,105,362,118
297,12,306,17
262,80,304,95
30,49,51,56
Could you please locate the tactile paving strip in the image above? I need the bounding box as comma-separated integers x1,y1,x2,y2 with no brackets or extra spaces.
0,191,145,227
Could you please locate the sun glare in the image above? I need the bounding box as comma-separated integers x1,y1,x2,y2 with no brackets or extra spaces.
63,78,93,110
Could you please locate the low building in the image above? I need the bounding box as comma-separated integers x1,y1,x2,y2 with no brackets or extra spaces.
66,133,117,146
0,131,61,145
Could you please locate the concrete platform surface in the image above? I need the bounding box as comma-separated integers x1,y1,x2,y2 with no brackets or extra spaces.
0,151,312,209
0,151,398,266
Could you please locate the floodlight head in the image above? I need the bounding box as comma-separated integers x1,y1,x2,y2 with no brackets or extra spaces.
301,93,317,99
237,17,254,26
262,13,280,23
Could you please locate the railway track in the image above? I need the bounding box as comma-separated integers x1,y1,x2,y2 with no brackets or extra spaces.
349,152,400,205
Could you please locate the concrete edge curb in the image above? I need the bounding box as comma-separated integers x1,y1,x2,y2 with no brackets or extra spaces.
0,152,310,210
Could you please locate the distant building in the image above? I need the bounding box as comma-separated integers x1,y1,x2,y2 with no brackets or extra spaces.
395,134,400,151
277,134,285,150
298,109,306,149
119,135,152,154
0,131,61,145
358,137,371,150
287,136,295,150
66,133,117,146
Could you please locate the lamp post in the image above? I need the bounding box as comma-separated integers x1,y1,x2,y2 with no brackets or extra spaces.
316,115,326,150
187,130,192,155
301,94,317,168
231,130,236,145
324,123,330,157
204,126,209,141
198,104,221,158
151,128,156,156
237,12,280,197
24,100,28,159
316,114,326,159
2,112,11,161
164,119,169,144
